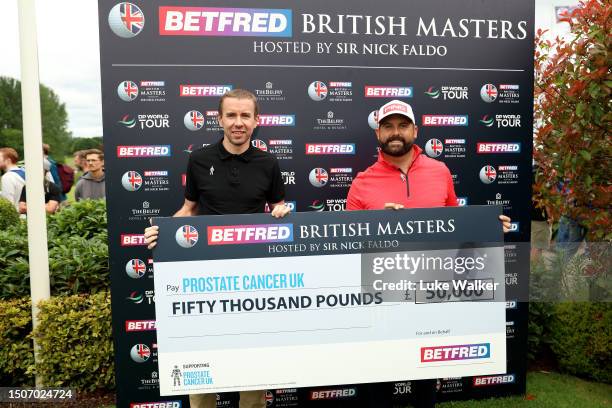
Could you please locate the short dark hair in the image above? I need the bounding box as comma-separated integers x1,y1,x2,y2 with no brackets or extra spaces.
0,147,19,164
218,89,259,117
42,143,50,155
85,149,104,161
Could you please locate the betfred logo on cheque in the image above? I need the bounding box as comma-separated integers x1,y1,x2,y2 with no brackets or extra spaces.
473,374,516,387
159,7,292,37
125,320,157,332
310,388,357,400
365,86,413,98
477,143,521,153
258,114,295,126
422,115,468,126
207,224,293,245
179,85,232,97
306,143,355,155
421,343,490,362
130,402,182,408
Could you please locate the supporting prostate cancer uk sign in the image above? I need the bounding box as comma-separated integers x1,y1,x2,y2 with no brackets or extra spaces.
151,206,506,396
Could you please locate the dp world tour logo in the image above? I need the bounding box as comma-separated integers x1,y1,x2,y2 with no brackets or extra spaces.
117,81,139,102
108,2,145,38
480,165,497,184
425,139,444,158
424,86,440,99
118,114,137,128
480,84,498,103
130,344,151,363
126,259,146,278
122,171,143,191
308,81,328,101
367,110,378,130
480,114,495,127
309,168,328,187
184,110,204,131
176,225,199,248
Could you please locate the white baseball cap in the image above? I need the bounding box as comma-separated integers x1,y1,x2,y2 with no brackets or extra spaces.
377,100,416,124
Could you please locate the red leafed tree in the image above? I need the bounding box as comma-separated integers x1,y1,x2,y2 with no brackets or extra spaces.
533,0,611,242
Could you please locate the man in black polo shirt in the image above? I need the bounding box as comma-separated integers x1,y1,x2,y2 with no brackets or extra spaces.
144,89,290,408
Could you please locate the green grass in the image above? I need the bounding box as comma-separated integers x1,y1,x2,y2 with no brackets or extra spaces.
437,371,612,408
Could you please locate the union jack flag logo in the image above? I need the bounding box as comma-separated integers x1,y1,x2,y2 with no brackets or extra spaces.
480,84,498,103
108,3,145,38
119,3,144,34
426,138,444,158
176,225,199,248
130,344,151,362
184,110,204,131
122,171,143,191
126,259,146,278
480,165,497,184
308,81,328,101
117,81,138,102
265,391,274,406
309,168,328,187
252,139,268,151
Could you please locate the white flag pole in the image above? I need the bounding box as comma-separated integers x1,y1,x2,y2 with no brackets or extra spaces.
17,0,51,388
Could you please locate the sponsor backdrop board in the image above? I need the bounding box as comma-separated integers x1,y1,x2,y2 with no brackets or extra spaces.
98,1,534,407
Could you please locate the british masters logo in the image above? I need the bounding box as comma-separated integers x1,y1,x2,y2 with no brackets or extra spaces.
122,170,170,192
481,84,519,103
176,225,199,248
309,168,328,187
308,81,328,101
184,110,204,131
118,81,139,102
108,2,144,38
480,165,519,185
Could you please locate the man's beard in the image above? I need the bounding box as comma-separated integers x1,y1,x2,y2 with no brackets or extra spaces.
378,135,413,157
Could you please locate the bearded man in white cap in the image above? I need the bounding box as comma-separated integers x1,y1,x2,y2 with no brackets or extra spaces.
347,100,511,407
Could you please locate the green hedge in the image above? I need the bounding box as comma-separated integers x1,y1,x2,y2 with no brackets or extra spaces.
549,302,612,384
0,292,115,390
0,199,109,300
0,297,34,386
0,197,19,230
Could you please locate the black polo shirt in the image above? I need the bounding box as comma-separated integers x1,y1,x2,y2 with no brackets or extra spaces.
184,139,285,215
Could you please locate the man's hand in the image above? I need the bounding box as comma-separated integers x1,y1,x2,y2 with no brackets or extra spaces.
499,215,512,233
270,202,291,218
384,202,405,210
144,225,159,249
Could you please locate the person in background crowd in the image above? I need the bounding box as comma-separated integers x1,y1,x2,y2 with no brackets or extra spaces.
74,149,105,201
0,147,26,210
19,160,61,214
347,100,511,408
43,143,66,202
143,89,290,408
73,150,89,173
